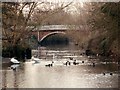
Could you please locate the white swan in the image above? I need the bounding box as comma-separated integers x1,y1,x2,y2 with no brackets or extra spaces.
11,64,20,70
31,56,40,63
10,57,20,64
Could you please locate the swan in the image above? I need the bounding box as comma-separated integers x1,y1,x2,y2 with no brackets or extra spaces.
11,64,20,70
10,57,20,64
31,56,40,63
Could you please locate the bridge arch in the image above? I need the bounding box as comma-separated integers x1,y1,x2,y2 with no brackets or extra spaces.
39,31,66,43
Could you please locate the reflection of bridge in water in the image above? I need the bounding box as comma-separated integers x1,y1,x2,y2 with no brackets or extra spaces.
29,25,88,43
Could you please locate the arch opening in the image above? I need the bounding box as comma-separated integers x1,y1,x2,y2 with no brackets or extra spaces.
40,32,69,46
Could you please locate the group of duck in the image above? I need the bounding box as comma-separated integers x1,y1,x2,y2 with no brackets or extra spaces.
63,60,79,66
45,57,85,67
45,61,54,67
44,57,113,76
10,56,113,75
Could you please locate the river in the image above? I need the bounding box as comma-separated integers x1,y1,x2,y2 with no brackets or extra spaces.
1,44,119,88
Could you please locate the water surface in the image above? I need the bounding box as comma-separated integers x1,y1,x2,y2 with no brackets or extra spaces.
1,45,118,88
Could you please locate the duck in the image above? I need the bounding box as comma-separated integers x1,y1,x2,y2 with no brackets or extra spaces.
45,64,51,67
63,61,71,66
92,63,95,67
73,60,79,65
45,61,54,67
50,61,54,66
103,72,105,75
68,61,71,65
69,57,73,60
82,61,84,63
110,72,113,75
10,57,20,64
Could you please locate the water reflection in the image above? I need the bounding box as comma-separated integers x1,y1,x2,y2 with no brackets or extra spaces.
1,45,119,88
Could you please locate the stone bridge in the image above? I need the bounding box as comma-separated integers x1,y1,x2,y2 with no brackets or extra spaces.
29,25,88,43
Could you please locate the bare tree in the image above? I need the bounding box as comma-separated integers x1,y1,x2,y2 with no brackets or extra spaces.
2,2,38,48
30,2,72,26
2,2,73,58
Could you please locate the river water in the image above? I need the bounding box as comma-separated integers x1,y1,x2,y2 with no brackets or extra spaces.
1,44,119,88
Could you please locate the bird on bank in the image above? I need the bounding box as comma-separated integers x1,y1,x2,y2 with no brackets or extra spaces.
10,57,20,64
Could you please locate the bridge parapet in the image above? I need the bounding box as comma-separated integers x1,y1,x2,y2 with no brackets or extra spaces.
28,25,87,31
